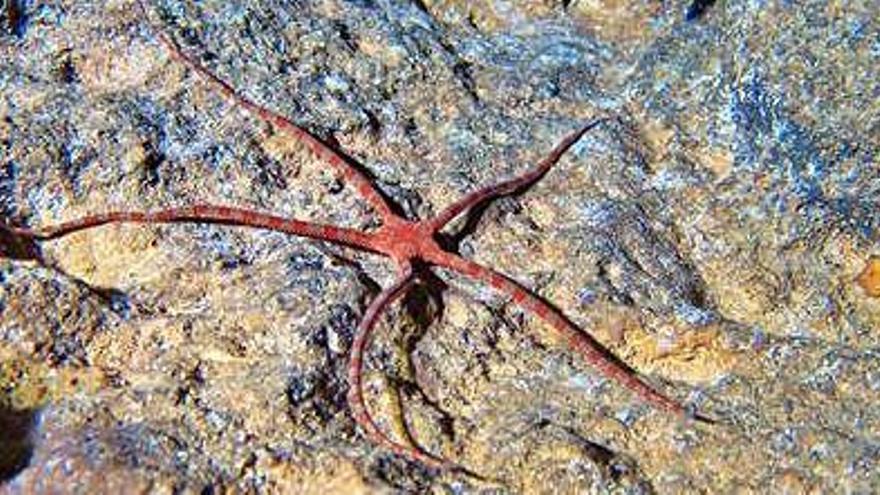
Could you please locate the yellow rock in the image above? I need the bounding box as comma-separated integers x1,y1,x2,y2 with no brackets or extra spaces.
643,118,676,162
0,355,105,410
52,223,166,288
445,296,473,328
856,256,880,297
77,41,158,95
617,324,739,382
258,454,375,495
697,146,735,182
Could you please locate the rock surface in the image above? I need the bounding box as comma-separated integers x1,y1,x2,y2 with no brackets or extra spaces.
1,0,878,493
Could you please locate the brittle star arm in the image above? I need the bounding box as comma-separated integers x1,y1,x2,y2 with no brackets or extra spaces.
137,1,395,221
429,251,688,416
428,118,606,232
345,264,456,470
5,204,382,254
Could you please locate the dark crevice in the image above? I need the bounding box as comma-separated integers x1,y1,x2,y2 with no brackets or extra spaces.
4,0,27,38
0,222,43,263
361,108,383,141
140,141,166,189
55,51,79,85
0,405,38,482
409,0,432,17
437,39,480,104
685,0,717,21
332,20,358,53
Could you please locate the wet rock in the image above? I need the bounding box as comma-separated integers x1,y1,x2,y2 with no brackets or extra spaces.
1,0,878,492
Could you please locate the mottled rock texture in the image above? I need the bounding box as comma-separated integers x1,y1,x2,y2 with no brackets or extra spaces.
1,0,878,493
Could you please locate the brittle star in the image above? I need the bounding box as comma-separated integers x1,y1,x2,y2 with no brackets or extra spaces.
0,4,706,474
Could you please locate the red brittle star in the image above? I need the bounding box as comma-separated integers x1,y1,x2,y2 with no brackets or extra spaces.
0,3,706,473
